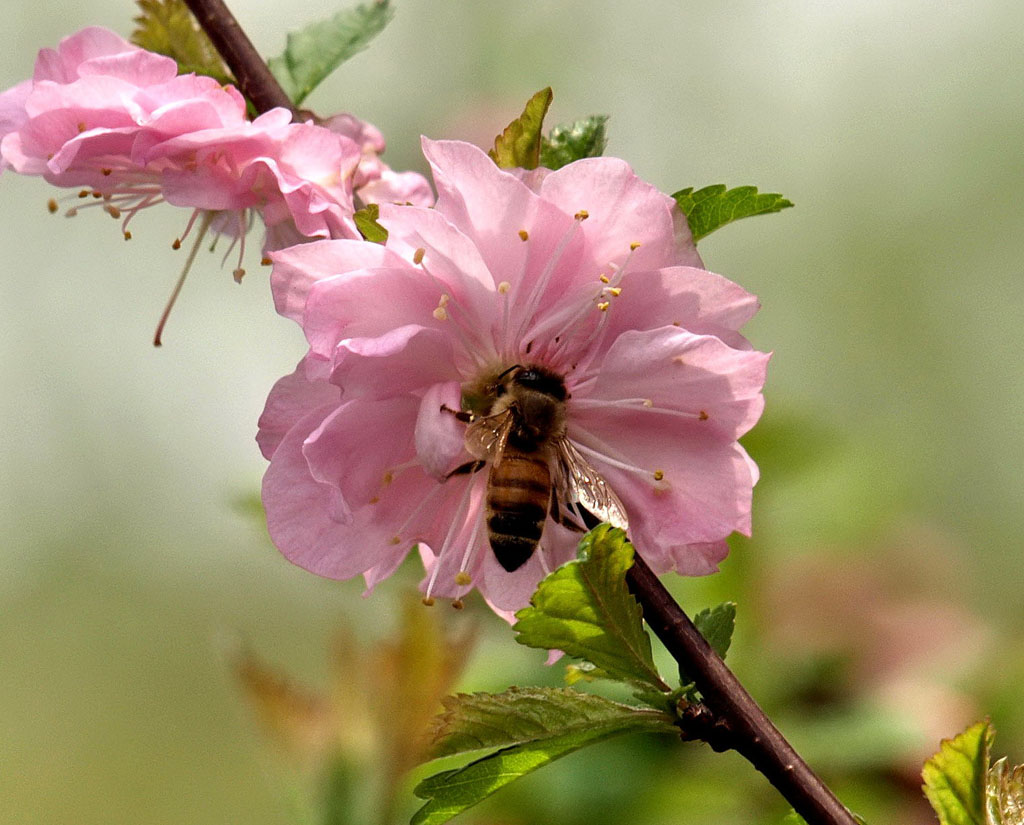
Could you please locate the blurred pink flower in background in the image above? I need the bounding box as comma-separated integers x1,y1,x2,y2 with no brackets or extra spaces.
259,138,768,617
0,26,432,260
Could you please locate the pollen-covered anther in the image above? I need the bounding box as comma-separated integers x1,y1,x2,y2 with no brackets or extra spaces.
382,471,394,486
630,242,641,250
123,231,132,241
389,536,402,545
421,596,436,607
653,469,665,481
497,281,511,294
518,229,529,241
451,599,465,610
454,571,472,586
103,204,121,219
599,274,611,284
78,190,89,198
100,168,112,177
76,122,87,133
260,257,272,266
172,239,182,250
413,247,425,264
642,398,654,408
597,301,610,312
574,209,589,221
699,410,709,421
604,287,622,297
233,268,245,283
433,293,450,321
46,199,58,214
368,496,380,504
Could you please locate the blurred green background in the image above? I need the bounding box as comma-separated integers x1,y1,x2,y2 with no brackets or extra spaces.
2,1,1022,823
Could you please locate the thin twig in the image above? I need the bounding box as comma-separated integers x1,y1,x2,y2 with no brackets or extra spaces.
181,3,858,822
627,552,858,825
182,0,296,116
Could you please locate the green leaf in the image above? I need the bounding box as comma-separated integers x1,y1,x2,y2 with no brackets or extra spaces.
488,87,553,170
267,0,394,106
672,184,793,242
353,204,388,243
130,0,232,83
413,687,675,824
429,686,674,757
693,602,737,660
923,719,992,825
539,115,609,170
514,524,669,692
987,757,1024,825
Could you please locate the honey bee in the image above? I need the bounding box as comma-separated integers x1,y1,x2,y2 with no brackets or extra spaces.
447,365,628,572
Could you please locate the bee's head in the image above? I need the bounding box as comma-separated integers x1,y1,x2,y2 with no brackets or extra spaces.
509,365,567,401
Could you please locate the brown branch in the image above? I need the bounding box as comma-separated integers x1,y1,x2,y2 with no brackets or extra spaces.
183,3,858,822
182,0,296,116
627,552,858,825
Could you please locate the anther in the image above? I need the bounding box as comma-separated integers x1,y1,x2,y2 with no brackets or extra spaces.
92,192,103,199
574,209,589,220
382,471,394,486
630,242,641,250
518,229,529,241
78,190,89,199
699,410,709,421
76,122,87,133
368,496,380,504
123,231,132,241
233,268,245,283
101,168,112,177
46,199,58,214
65,208,78,218
433,305,449,322
413,247,425,264
604,287,622,297
422,596,436,607
643,399,653,407
389,536,401,545
597,301,610,312
451,599,465,610
260,257,272,266
172,239,182,250
497,281,511,294
653,469,665,481
599,274,611,284
455,571,472,586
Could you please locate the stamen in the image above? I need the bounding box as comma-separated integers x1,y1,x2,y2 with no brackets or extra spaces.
518,230,529,241
570,396,709,422
261,257,272,266
653,469,665,481
233,268,245,283
424,474,477,602
123,231,132,241
153,211,214,347
574,209,589,220
511,216,583,349
604,287,622,297
456,491,484,585
571,432,660,483
630,241,641,250
103,204,121,219
596,301,610,312
422,596,435,606
451,599,465,610
413,247,425,264
455,571,472,586
46,199,58,214
599,275,610,284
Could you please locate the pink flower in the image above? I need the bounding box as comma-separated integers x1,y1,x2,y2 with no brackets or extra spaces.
0,27,429,256
258,138,768,617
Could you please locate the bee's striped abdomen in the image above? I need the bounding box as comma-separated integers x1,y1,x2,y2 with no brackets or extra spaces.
486,450,550,572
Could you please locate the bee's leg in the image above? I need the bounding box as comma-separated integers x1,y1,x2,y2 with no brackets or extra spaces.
443,460,485,481
550,492,586,533
440,404,473,423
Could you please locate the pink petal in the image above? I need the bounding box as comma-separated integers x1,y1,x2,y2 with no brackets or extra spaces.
256,357,341,459
414,382,469,479
270,238,404,323
538,155,701,272
331,324,460,396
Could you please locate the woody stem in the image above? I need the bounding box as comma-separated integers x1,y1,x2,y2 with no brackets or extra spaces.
627,552,858,825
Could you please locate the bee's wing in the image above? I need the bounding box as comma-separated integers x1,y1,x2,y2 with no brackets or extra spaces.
463,408,514,466
554,438,629,531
